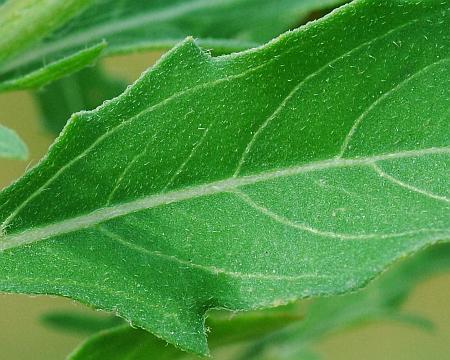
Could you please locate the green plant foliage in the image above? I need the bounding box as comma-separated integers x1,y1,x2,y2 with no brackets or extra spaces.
68,243,450,359
243,243,450,359
0,43,106,93
41,312,124,334
34,65,126,134
41,311,124,335
69,310,302,360
0,125,28,160
0,0,448,355
0,0,343,91
0,0,93,65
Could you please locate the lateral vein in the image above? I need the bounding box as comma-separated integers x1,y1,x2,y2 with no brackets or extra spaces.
233,189,445,240
233,18,420,176
97,226,327,281
2,15,424,227
338,57,450,158
372,163,450,204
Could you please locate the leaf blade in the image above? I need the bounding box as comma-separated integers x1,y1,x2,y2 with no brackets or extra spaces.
0,0,448,355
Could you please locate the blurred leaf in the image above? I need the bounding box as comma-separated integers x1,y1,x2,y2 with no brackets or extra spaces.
206,310,303,348
243,243,450,359
0,0,345,90
0,0,448,356
69,326,184,360
41,311,124,335
34,64,126,134
0,42,105,93
0,124,28,160
0,0,93,65
0,0,96,90
68,311,301,360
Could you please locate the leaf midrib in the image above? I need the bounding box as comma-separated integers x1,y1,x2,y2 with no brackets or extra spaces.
1,15,428,228
2,9,447,249
1,146,448,251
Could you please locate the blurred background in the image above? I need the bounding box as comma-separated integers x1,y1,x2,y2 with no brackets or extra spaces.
0,52,449,360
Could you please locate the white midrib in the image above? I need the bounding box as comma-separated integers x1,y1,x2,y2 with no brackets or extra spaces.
1,17,425,227
1,146,448,251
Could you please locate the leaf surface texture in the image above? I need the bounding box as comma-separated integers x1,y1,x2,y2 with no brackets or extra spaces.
0,0,449,354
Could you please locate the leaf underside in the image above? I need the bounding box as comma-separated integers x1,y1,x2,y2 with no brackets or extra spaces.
68,313,297,360
0,0,449,355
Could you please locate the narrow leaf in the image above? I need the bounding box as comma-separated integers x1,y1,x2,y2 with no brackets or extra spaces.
0,124,28,160
0,42,106,93
41,311,124,335
0,0,448,355
0,0,99,91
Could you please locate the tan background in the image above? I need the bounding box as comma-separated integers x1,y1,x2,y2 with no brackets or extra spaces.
0,53,449,360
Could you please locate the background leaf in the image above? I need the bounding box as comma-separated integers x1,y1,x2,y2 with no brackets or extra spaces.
69,310,302,360
242,243,450,359
0,124,28,160
0,0,99,91
0,0,448,355
0,0,93,65
0,43,105,93
34,64,126,134
0,0,344,91
41,311,124,335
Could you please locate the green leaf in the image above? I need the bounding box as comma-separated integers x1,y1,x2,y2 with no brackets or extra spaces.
0,0,448,355
69,311,301,360
68,244,450,360
34,64,126,134
0,0,98,91
0,124,28,160
0,0,344,86
70,326,183,360
0,42,106,93
244,243,450,359
41,311,124,335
